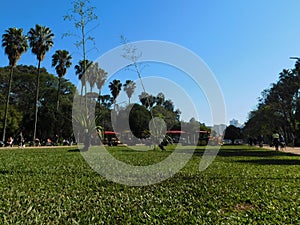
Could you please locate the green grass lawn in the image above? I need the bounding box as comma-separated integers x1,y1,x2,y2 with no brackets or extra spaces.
0,145,299,224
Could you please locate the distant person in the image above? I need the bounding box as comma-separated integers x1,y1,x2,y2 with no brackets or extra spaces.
248,137,253,146
34,138,40,146
257,135,264,147
279,134,286,150
54,134,59,146
7,137,13,147
46,138,52,146
272,131,280,151
17,132,25,148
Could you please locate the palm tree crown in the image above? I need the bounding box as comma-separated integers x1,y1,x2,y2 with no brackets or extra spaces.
52,50,72,77
2,27,28,67
52,50,72,110
109,79,122,103
75,59,93,88
95,63,108,95
27,24,54,61
86,62,107,98
123,80,136,104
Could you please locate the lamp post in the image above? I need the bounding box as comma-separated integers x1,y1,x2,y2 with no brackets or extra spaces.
290,57,300,73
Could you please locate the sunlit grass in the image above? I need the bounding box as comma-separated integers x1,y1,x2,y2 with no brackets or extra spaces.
0,145,299,224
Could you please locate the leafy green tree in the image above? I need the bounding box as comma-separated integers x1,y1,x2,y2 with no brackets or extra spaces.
224,125,243,144
123,80,136,104
0,105,22,138
1,27,28,142
243,62,300,146
156,92,165,106
128,104,151,138
163,99,174,112
151,105,179,130
51,50,72,110
100,94,113,109
0,65,75,141
27,24,54,140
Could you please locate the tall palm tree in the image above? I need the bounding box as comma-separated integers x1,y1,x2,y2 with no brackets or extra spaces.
123,80,136,104
74,59,93,99
85,63,99,99
108,79,122,108
51,50,72,110
95,63,107,105
1,27,28,142
27,24,54,140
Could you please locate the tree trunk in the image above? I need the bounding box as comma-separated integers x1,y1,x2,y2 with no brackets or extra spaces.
33,60,41,140
2,66,14,142
56,77,61,111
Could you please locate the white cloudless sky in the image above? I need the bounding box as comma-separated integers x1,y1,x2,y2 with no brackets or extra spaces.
1,0,300,125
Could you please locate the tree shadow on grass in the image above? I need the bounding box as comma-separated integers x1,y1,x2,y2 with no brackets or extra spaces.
0,170,9,175
68,149,80,152
211,148,297,157
236,158,300,165
190,146,300,158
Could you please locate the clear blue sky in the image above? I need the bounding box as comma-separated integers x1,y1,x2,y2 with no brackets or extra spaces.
1,0,300,125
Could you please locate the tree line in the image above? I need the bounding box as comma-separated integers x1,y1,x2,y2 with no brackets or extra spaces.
243,59,300,146
0,63,208,145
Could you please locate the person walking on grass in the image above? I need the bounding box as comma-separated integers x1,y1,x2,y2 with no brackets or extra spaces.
272,131,280,151
17,132,25,148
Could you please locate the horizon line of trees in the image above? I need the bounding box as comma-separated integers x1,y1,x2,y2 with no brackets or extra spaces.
243,59,300,146
0,64,210,144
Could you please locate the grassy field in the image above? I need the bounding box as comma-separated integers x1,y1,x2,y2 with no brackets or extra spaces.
0,145,299,224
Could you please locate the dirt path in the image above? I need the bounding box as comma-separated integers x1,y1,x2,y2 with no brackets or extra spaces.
263,145,300,155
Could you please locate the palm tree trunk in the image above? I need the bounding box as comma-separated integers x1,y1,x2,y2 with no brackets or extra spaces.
2,66,14,142
56,77,61,111
33,60,41,140
98,90,101,106
80,83,84,105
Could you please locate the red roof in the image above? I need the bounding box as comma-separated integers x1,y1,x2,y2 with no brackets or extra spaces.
104,131,120,135
166,130,186,134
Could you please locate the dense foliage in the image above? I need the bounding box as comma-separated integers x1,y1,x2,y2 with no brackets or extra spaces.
243,60,300,146
0,65,208,145
0,65,75,142
224,125,243,144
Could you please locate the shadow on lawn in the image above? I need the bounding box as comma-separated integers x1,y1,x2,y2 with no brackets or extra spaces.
192,147,300,158
236,158,300,165
210,148,297,157
0,170,9,175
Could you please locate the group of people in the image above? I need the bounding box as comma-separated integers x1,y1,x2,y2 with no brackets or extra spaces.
0,133,25,148
0,133,75,147
248,131,286,151
248,135,264,147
